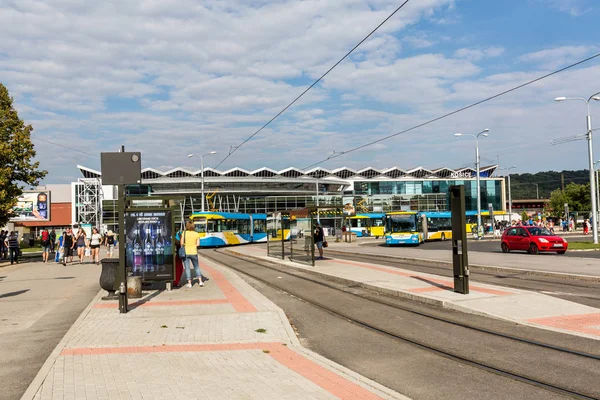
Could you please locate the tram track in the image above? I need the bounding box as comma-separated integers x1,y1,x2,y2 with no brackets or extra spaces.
325,249,600,308
203,249,600,400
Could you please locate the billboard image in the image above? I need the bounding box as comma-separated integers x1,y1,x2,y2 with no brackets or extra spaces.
125,209,174,281
10,191,50,221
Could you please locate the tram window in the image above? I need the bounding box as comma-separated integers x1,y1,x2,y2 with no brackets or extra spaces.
253,220,266,233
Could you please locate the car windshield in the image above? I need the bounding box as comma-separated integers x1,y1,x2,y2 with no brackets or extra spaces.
528,227,554,236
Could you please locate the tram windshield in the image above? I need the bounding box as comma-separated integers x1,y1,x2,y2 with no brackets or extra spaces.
388,214,418,233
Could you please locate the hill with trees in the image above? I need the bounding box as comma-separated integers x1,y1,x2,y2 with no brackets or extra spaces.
505,170,590,200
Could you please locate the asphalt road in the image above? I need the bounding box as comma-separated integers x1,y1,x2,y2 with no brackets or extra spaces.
421,237,600,258
204,250,600,400
0,259,101,400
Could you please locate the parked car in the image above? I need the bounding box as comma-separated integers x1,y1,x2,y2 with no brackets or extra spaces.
501,226,568,255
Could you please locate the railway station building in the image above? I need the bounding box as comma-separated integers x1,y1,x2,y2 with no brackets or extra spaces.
73,164,504,232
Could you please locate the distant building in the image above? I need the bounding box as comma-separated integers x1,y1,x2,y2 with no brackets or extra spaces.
77,164,505,232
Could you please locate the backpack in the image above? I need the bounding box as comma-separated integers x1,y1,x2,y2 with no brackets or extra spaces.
42,231,49,241
107,236,115,245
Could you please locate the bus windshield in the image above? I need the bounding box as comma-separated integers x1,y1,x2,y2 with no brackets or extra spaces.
389,215,417,233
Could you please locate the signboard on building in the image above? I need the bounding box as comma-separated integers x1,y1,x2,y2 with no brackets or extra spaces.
125,209,174,281
10,191,51,221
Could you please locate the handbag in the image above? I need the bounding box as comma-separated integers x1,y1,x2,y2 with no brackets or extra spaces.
178,231,187,260
323,240,328,248
84,247,91,256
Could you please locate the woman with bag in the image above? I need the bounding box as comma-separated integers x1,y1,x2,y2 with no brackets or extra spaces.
89,227,103,265
74,228,87,264
180,221,204,288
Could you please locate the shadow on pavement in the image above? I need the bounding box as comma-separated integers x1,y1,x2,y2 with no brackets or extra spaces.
0,289,30,299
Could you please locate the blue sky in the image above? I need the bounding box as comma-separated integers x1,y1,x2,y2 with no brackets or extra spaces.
1,0,599,183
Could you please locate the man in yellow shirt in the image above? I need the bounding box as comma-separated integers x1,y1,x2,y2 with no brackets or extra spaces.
180,221,204,288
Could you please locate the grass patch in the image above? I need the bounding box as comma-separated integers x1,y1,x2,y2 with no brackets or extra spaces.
567,242,600,250
21,247,42,253
160,325,168,328
255,328,267,334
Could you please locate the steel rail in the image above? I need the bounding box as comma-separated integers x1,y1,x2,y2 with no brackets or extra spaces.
202,249,600,399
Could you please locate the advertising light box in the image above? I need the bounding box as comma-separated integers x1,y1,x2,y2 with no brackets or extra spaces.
10,191,51,221
125,209,174,281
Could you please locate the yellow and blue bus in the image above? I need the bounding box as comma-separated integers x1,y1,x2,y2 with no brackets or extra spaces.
190,212,267,247
465,211,507,235
346,213,386,238
419,211,452,241
384,212,424,245
267,214,291,240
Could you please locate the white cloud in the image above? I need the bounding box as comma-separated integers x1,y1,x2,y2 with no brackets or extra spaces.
453,47,505,62
518,45,598,69
538,0,588,16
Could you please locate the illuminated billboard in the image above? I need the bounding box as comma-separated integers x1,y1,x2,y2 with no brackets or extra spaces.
10,191,51,221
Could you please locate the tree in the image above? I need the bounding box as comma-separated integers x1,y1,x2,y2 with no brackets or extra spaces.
0,83,47,227
547,182,591,217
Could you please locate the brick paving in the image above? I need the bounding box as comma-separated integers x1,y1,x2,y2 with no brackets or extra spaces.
24,255,406,400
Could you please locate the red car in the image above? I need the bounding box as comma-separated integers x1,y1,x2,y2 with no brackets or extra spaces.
501,226,568,254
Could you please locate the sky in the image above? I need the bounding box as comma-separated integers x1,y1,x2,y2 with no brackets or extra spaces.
1,0,600,183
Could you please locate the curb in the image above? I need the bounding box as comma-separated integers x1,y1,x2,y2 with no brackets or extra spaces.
20,289,105,400
325,249,600,283
225,250,600,341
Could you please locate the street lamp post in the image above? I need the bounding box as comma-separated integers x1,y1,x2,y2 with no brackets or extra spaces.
455,129,490,239
595,160,600,229
555,92,600,244
501,165,516,222
188,151,217,212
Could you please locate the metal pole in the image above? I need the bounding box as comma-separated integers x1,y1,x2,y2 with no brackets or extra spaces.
118,183,127,313
508,173,512,221
536,183,539,199
316,178,319,223
586,111,598,244
476,139,482,239
201,156,205,212
596,166,600,229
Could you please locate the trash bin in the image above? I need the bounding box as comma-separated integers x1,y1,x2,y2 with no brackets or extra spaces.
99,258,119,300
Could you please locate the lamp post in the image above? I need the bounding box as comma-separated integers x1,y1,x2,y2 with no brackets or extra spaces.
501,165,516,222
555,92,600,244
188,151,217,212
595,160,600,229
455,129,490,239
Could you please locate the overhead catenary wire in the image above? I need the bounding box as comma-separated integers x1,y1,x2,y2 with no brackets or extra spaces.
302,52,600,170
32,134,98,157
214,0,412,169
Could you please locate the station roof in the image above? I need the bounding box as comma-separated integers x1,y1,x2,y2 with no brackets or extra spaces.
77,165,499,181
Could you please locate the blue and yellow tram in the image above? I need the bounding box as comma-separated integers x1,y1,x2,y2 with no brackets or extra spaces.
189,212,267,247
384,212,424,245
346,213,386,238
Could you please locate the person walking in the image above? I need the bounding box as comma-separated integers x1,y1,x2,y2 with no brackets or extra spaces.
56,231,65,263
74,228,86,264
89,227,102,265
583,219,589,235
63,228,75,265
40,227,51,263
49,229,56,253
105,230,115,258
180,221,204,288
5,231,20,265
0,230,7,260
314,222,325,260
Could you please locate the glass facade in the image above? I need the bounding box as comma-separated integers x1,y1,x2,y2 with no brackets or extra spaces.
353,179,504,212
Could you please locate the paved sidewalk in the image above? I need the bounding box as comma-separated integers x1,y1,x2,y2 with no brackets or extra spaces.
328,240,600,278
228,245,600,341
23,256,406,400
